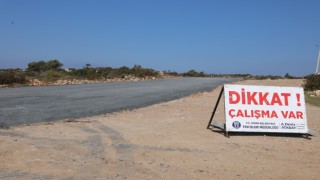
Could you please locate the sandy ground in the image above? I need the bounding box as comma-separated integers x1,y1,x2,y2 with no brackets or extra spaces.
0,79,319,179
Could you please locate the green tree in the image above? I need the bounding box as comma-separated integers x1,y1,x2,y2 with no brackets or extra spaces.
183,69,207,77
284,73,293,79
47,60,63,70
27,60,63,72
118,66,131,76
27,61,47,72
184,69,198,77
132,64,142,71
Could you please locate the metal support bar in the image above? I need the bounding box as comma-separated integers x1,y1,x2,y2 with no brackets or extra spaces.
207,86,224,129
306,133,309,139
224,123,229,138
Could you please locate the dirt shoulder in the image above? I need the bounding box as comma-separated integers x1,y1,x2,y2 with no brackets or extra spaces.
1,79,319,179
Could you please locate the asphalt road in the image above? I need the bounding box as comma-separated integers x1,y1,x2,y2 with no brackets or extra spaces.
0,78,240,127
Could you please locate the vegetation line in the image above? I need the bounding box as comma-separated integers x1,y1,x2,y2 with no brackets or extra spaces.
0,60,319,93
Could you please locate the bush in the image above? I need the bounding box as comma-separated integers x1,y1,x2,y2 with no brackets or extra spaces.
104,66,130,79
43,70,65,82
254,75,282,80
0,71,27,85
183,70,206,77
131,65,158,78
27,60,63,73
303,74,320,91
96,67,113,79
69,69,88,78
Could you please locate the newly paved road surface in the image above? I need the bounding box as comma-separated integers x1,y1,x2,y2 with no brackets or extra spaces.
0,78,240,127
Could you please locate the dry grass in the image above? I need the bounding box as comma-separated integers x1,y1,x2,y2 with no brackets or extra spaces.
305,92,320,107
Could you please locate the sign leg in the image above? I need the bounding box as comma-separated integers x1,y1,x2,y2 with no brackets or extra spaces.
207,86,224,129
224,123,229,138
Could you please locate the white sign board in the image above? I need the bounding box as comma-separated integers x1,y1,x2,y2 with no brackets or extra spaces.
224,84,308,133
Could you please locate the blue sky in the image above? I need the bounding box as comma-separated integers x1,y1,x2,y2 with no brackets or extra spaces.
1,0,320,76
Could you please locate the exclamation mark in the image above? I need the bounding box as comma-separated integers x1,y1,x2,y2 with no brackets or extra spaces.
296,94,301,106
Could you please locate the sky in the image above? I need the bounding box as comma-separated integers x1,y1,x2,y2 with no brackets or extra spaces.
1,0,320,76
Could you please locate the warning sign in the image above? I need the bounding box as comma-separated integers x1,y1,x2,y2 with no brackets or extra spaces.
224,84,308,133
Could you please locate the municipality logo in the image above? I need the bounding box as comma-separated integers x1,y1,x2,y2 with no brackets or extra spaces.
232,121,241,129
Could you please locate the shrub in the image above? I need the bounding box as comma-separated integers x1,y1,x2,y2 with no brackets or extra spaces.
183,69,206,77
303,74,320,91
43,70,65,82
27,60,63,73
0,71,27,85
96,67,113,79
131,65,158,78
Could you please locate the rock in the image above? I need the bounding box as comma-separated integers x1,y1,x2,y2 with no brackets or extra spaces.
20,75,165,88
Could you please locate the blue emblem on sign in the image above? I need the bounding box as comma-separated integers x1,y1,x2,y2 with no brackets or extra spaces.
232,121,241,129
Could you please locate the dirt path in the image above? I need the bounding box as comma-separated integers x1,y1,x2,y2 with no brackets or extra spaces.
1,79,319,179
